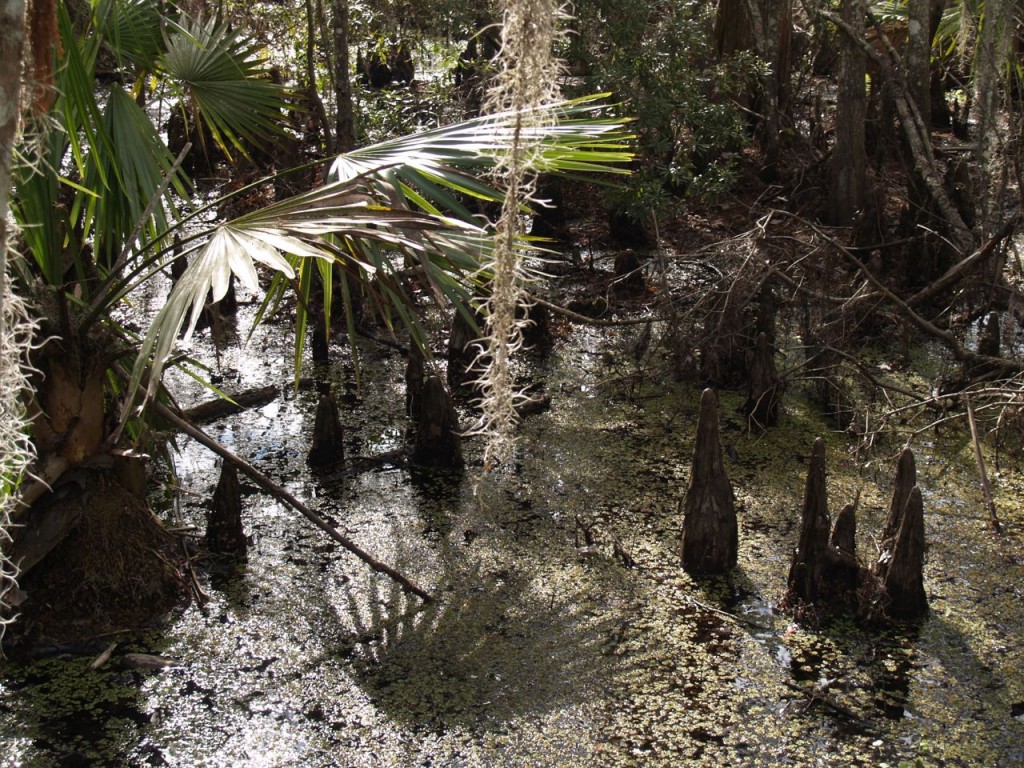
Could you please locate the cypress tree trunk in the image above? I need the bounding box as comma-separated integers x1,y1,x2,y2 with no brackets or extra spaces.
829,0,867,225
332,0,355,152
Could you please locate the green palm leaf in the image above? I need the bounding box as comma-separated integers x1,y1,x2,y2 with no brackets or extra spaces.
158,16,288,158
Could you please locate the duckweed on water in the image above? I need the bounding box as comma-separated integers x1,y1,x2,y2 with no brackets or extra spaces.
2,317,1024,767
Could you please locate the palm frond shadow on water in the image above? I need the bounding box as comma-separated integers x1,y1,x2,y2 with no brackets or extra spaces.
328,541,624,733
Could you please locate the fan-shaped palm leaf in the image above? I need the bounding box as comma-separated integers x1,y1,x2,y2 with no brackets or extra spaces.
158,15,289,158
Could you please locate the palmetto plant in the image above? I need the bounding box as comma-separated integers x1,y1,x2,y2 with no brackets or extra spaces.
9,0,293,503
134,98,633,407
9,0,632,512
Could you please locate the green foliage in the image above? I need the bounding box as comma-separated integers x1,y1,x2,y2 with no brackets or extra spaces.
567,0,756,218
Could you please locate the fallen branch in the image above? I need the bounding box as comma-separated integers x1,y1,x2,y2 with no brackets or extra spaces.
779,211,1024,375
907,211,1022,308
965,396,1003,534
152,400,434,602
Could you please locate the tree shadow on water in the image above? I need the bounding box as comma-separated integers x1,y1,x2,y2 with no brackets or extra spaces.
332,558,622,733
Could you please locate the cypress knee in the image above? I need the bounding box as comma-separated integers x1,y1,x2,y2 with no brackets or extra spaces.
681,388,738,575
406,342,425,418
207,462,247,555
881,485,928,618
878,447,916,581
787,437,832,603
413,376,464,469
307,392,345,468
829,499,860,595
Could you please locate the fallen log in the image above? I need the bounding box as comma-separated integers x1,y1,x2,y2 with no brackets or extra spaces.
181,385,279,424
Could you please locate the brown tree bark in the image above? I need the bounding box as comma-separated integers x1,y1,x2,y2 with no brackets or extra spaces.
333,0,356,152
829,0,867,225
681,389,738,575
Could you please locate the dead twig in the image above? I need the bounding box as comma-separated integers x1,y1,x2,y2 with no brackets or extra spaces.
965,396,1003,534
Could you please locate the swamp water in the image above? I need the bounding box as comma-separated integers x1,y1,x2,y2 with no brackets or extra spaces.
2,295,1024,767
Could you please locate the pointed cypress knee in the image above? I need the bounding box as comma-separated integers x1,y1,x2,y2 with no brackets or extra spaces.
787,437,832,603
681,389,737,575
207,461,247,555
307,392,345,468
881,485,928,618
878,447,916,580
745,331,783,428
413,376,464,469
829,499,860,595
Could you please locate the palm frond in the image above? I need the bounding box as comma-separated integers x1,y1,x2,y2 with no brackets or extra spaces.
128,183,485,405
158,16,289,158
94,0,166,73
126,95,632,415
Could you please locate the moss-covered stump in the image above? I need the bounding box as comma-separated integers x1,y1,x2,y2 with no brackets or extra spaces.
681,388,738,575
206,462,247,556
11,475,184,643
307,391,345,468
413,376,464,469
